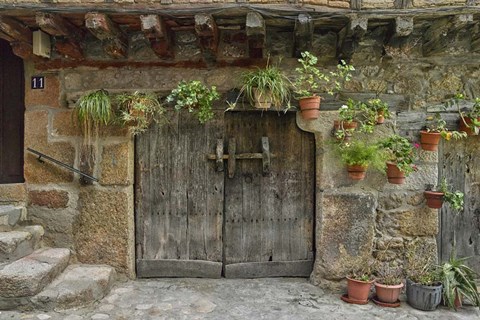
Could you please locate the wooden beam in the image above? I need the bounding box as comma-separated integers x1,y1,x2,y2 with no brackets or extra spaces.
85,12,127,59
10,41,34,59
246,12,265,59
140,14,172,59
337,16,368,59
195,13,218,62
294,14,313,58
36,12,84,60
0,16,32,43
0,30,14,42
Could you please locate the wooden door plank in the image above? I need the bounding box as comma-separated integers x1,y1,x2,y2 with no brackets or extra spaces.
224,260,314,278
137,259,222,278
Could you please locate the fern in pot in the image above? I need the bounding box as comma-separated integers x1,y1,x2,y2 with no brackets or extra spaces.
337,140,381,181
229,62,291,110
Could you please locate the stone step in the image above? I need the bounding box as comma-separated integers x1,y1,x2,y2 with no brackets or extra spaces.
32,264,116,310
0,225,44,263
0,248,70,300
0,205,25,230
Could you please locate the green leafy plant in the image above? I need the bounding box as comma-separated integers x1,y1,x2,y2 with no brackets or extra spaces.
338,99,358,123
228,61,292,110
166,80,220,124
424,113,467,140
337,140,381,168
405,241,441,286
439,179,464,212
116,91,166,135
75,89,113,144
293,51,354,98
375,263,404,286
367,98,391,118
439,253,480,310
350,260,376,282
449,93,480,135
378,135,416,175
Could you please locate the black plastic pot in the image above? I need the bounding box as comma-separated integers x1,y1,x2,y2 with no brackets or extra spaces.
406,278,443,311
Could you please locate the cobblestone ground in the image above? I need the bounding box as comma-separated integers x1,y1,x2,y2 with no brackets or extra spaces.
0,278,479,320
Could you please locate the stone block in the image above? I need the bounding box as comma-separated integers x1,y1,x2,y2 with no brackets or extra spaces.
377,191,407,210
413,0,466,7
51,110,82,137
32,264,116,310
100,142,133,186
398,207,439,236
0,184,26,203
28,190,69,209
0,206,24,228
74,188,134,276
27,207,77,249
0,226,43,263
0,248,70,298
312,191,376,281
25,74,62,109
362,0,395,8
328,0,351,8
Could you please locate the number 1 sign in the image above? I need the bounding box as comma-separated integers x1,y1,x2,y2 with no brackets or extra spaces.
31,76,45,89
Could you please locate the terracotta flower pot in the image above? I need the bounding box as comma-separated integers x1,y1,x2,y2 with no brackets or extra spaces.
424,190,444,209
420,130,441,151
346,277,374,303
375,282,404,304
459,117,479,136
347,165,367,180
386,162,405,184
333,120,358,130
253,88,272,109
299,96,321,120
454,289,462,309
376,110,385,124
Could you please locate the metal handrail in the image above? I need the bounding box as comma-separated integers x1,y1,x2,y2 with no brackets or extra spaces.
27,148,99,182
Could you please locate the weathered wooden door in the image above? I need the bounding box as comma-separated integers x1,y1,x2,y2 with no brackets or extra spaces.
0,39,25,184
135,111,315,278
439,140,480,274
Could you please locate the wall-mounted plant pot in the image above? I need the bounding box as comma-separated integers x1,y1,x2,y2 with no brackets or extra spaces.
333,120,358,130
346,277,374,303
299,96,321,120
374,282,404,304
406,278,443,311
386,162,405,184
420,131,441,151
459,117,479,136
376,110,385,124
424,190,444,209
347,165,367,180
253,88,272,110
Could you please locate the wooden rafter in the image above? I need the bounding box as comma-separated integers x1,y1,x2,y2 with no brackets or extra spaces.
246,12,265,59
195,13,218,62
36,12,84,60
294,14,313,58
140,14,172,59
0,16,32,43
85,12,127,59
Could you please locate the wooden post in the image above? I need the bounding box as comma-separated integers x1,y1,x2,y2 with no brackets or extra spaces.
294,14,313,58
140,15,172,59
85,12,127,59
195,13,218,62
246,12,265,59
228,138,236,179
215,139,224,172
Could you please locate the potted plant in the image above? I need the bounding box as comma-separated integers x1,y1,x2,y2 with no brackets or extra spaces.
378,135,416,184
374,263,404,305
424,178,464,210
367,98,391,125
115,91,166,135
337,140,379,180
75,89,113,144
343,264,375,304
166,80,220,124
405,245,443,311
450,93,480,136
294,51,354,120
420,113,466,151
439,253,480,310
333,99,359,141
228,61,291,110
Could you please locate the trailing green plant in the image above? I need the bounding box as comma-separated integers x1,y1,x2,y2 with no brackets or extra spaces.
439,253,480,310
166,80,220,124
367,98,391,118
227,61,292,110
424,113,467,140
293,51,354,99
115,91,166,135
75,89,113,144
426,178,465,212
338,99,358,123
448,93,480,135
337,140,382,169
378,135,416,175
